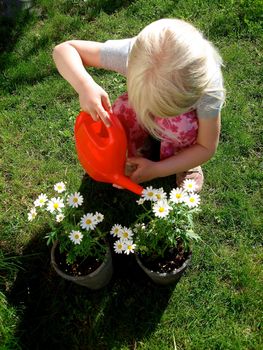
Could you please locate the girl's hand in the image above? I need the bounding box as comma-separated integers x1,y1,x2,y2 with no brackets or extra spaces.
79,81,112,127
127,157,159,183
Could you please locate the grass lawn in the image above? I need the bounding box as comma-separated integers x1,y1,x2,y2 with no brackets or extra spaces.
0,0,262,349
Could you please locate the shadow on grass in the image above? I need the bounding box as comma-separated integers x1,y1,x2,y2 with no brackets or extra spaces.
8,175,178,350
0,0,34,53
79,0,135,18
0,0,136,92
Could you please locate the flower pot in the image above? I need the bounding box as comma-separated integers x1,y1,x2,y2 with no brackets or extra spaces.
135,252,192,286
51,241,113,290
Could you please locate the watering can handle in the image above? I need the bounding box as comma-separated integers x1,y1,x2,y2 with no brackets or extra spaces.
74,111,144,196
75,112,112,151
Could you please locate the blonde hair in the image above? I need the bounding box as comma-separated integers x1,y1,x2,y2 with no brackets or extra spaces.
127,18,225,139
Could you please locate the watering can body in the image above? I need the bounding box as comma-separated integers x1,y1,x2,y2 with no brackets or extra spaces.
74,111,143,195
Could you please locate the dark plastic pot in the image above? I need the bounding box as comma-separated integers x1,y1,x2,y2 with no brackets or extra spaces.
51,241,113,290
135,253,192,286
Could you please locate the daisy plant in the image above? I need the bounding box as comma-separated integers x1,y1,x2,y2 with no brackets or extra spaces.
110,225,136,255
27,182,107,264
111,179,201,259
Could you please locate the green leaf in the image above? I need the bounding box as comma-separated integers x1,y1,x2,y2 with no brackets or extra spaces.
186,230,200,241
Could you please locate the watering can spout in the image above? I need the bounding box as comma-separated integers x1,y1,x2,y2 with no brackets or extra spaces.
113,175,143,196
74,111,144,196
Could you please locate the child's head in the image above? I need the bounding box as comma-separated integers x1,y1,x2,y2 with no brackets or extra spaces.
127,18,223,138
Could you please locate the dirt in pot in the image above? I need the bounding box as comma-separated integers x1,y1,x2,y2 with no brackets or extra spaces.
140,240,190,274
55,249,102,277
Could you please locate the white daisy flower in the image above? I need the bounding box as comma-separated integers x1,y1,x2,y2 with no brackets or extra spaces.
119,226,133,240
69,230,83,245
182,179,198,193
124,240,136,255
136,198,145,205
94,212,104,223
34,193,48,207
152,200,172,218
114,240,126,254
133,223,146,233
170,188,187,204
46,197,64,213
110,224,123,238
54,182,66,193
28,208,37,221
67,192,84,208
56,213,65,222
154,188,167,201
184,193,200,208
142,186,158,201
80,213,97,230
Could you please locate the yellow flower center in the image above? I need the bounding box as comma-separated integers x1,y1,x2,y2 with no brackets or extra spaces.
123,232,128,238
159,207,165,212
176,193,181,198
40,199,44,203
73,197,78,203
189,197,195,202
86,219,92,224
148,192,154,197
118,244,122,249
53,203,59,209
128,245,132,250
156,194,161,199
75,234,79,239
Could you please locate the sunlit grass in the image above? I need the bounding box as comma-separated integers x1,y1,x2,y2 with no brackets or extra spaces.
0,0,262,349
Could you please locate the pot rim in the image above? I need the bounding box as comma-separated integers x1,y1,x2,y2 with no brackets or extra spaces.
135,251,192,277
51,240,111,281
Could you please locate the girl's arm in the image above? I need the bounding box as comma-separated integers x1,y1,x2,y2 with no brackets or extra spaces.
52,40,111,126
128,115,221,183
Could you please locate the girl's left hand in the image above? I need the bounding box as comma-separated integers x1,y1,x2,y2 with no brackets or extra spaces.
126,157,158,184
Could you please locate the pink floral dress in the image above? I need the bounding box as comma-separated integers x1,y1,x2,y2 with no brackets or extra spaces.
112,92,198,160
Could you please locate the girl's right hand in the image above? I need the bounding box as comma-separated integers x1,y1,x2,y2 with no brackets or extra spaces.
79,81,112,127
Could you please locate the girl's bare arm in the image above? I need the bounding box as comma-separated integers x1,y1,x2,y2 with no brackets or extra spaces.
53,40,111,126
128,115,221,183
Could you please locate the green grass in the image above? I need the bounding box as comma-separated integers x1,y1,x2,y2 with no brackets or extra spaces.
0,0,262,349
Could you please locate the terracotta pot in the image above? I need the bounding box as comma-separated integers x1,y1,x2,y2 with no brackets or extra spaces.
135,253,192,286
51,241,113,290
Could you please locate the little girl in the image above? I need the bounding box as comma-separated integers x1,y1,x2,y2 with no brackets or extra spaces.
53,18,225,191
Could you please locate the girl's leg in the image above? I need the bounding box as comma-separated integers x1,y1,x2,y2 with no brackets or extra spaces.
176,166,204,192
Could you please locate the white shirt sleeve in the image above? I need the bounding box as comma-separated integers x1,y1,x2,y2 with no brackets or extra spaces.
196,69,225,118
100,38,133,76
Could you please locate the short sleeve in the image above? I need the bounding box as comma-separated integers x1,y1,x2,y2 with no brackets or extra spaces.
100,38,133,76
196,68,225,118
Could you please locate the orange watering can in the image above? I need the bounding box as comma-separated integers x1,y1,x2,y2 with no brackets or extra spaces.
74,111,143,196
